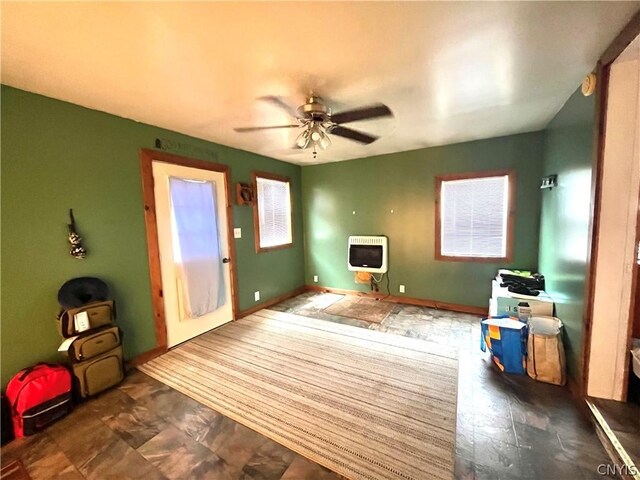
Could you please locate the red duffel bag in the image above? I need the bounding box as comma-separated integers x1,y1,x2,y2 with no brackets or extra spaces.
5,363,72,437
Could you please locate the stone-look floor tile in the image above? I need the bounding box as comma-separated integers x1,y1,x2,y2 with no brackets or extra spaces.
46,405,165,480
100,396,172,448
280,454,342,479
456,424,474,460
197,415,242,453
509,401,550,430
513,422,562,452
519,447,584,480
241,439,296,480
137,384,201,420
209,422,269,469
161,398,223,443
472,408,517,446
473,432,522,479
555,434,613,474
118,368,172,401
2,433,83,480
138,426,238,480
455,455,476,480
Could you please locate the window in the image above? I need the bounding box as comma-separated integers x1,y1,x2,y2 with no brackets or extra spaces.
435,170,514,262
253,172,293,252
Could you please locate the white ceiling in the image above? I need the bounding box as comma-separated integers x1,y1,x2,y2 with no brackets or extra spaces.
616,34,640,64
2,2,638,165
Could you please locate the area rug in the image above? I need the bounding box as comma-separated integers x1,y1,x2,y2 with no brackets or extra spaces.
324,296,395,323
139,309,458,480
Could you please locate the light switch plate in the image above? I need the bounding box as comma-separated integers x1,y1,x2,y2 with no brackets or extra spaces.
234,228,242,239
399,285,406,293
313,275,318,283
254,291,260,302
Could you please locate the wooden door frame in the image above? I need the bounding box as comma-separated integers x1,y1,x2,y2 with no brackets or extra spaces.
581,11,640,398
139,148,240,354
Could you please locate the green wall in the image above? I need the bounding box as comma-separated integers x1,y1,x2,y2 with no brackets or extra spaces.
539,88,595,380
1,83,594,387
301,132,544,308
1,86,305,385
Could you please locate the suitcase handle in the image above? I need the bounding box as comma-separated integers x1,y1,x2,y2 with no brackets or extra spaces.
11,364,64,414
18,363,58,382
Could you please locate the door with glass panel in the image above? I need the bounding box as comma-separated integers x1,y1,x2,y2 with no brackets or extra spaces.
152,161,233,347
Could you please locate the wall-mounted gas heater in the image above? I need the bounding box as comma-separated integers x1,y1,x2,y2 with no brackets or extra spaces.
347,236,388,273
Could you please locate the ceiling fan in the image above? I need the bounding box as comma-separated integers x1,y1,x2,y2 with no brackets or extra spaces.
234,96,393,158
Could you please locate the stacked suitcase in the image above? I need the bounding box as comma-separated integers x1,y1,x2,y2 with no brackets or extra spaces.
56,291,124,398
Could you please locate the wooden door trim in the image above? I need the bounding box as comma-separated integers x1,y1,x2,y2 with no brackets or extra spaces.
139,148,240,352
581,11,640,397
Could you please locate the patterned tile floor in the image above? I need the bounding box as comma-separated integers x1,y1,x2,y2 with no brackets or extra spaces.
1,292,612,479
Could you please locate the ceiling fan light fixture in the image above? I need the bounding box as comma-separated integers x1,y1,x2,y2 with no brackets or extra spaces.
295,129,311,149
235,96,392,158
319,130,331,150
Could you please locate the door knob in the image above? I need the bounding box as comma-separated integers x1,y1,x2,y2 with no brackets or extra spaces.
222,257,231,264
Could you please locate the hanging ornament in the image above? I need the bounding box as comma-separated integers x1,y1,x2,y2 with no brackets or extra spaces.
67,209,87,259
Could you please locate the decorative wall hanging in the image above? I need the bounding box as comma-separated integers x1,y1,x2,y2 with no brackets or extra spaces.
540,175,558,190
154,138,218,161
67,209,87,259
236,182,255,206
581,73,597,97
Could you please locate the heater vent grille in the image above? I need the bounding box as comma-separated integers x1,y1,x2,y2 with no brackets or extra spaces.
349,236,386,246
347,236,388,273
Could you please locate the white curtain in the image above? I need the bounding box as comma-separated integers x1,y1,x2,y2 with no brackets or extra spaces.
169,177,225,319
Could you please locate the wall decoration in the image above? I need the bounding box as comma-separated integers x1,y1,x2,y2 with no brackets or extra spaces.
236,182,255,206
540,174,558,190
154,138,218,161
581,73,597,97
67,209,87,259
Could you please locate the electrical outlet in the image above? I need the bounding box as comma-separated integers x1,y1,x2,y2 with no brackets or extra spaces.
254,291,260,302
234,228,242,239
313,275,318,283
399,285,405,293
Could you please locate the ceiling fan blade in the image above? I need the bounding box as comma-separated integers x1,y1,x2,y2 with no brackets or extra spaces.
331,104,392,124
234,125,299,133
329,126,379,144
258,96,300,118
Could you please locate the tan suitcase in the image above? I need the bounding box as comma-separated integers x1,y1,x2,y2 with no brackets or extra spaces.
65,326,121,363
71,345,124,397
57,300,115,338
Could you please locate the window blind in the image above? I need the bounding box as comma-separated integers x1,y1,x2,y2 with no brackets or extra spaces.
440,175,509,258
256,177,292,248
